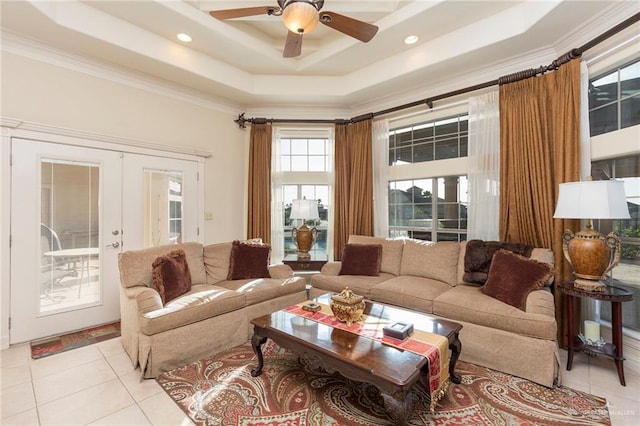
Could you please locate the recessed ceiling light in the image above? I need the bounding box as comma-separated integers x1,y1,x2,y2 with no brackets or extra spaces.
177,33,192,43
404,35,419,45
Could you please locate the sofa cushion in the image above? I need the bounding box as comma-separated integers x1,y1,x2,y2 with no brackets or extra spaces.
463,239,533,284
400,240,459,285
151,249,192,304
310,272,394,298
339,244,382,276
204,242,232,284
217,276,306,306
370,275,452,314
227,240,271,280
348,235,404,276
433,285,557,340
481,250,554,310
118,242,205,289
138,284,246,336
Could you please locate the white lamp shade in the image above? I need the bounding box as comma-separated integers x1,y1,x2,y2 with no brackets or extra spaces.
290,199,320,220
282,1,319,33
553,180,630,220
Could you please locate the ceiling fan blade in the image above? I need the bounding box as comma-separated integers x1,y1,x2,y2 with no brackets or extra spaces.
319,11,378,43
209,6,278,20
283,31,303,58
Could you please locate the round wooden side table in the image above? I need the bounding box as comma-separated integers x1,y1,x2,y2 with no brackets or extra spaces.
557,280,633,386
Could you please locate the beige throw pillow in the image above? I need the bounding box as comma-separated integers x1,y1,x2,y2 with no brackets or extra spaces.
400,240,460,285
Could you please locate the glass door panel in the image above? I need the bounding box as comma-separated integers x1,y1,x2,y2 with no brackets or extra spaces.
144,170,183,247
40,160,100,314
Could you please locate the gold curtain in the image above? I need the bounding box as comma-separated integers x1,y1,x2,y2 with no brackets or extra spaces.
247,123,273,243
333,119,374,259
499,59,581,347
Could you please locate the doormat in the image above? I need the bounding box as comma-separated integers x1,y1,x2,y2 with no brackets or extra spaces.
30,320,121,359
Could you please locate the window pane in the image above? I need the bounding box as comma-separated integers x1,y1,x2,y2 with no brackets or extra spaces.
589,103,618,136
397,129,413,146
621,95,640,129
301,185,315,200
620,60,640,97
413,125,433,141
459,136,468,157
308,139,325,155
388,134,396,150
414,142,433,162
290,139,307,155
280,139,291,155
396,146,413,164
589,74,617,109
290,155,307,171
435,137,458,160
308,156,325,171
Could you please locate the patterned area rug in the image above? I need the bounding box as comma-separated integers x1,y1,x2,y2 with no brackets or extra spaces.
30,321,121,359
157,341,610,426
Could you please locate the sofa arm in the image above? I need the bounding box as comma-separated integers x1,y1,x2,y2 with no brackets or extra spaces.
320,261,342,276
525,288,555,318
269,264,295,279
136,287,163,314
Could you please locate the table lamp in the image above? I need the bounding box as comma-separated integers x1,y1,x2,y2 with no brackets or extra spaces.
290,198,320,260
553,178,630,291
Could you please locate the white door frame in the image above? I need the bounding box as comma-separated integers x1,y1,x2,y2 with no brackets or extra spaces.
0,124,207,348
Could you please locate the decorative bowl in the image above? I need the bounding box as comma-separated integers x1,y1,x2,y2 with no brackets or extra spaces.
330,287,365,326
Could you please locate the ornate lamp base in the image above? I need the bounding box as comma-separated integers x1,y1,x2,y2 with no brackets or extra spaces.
574,279,607,292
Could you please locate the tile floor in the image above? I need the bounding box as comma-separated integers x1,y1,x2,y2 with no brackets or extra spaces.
1,338,639,425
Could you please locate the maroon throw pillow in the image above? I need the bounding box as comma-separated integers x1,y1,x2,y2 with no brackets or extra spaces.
227,240,271,280
339,244,382,276
480,249,554,311
152,249,192,305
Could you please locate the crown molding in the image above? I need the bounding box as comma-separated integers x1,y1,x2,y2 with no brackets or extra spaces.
1,116,212,159
555,1,640,58
1,31,242,116
351,45,558,118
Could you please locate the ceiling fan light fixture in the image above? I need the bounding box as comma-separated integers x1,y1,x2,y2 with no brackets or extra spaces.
282,1,319,34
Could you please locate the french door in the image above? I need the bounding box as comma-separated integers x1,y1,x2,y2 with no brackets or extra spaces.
10,140,201,343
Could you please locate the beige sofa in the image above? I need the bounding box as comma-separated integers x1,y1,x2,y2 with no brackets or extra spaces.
310,235,560,387
118,241,307,378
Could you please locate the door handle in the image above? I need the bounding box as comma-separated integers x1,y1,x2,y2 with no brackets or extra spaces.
105,241,120,248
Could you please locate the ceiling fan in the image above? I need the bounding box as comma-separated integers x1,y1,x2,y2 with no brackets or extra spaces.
209,0,378,58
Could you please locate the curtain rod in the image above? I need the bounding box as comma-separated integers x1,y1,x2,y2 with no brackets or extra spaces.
235,11,640,129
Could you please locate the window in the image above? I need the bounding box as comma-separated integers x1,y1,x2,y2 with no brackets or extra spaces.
388,176,468,242
389,114,468,165
280,138,330,172
276,134,332,258
591,155,640,331
387,112,469,242
283,185,329,256
589,59,640,136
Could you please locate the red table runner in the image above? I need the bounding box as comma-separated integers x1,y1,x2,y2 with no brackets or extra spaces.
284,301,450,410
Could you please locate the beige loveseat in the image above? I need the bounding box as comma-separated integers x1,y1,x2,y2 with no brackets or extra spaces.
118,241,307,378
310,235,560,387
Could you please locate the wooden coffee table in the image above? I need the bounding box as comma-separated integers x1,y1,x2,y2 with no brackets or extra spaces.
250,294,462,423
